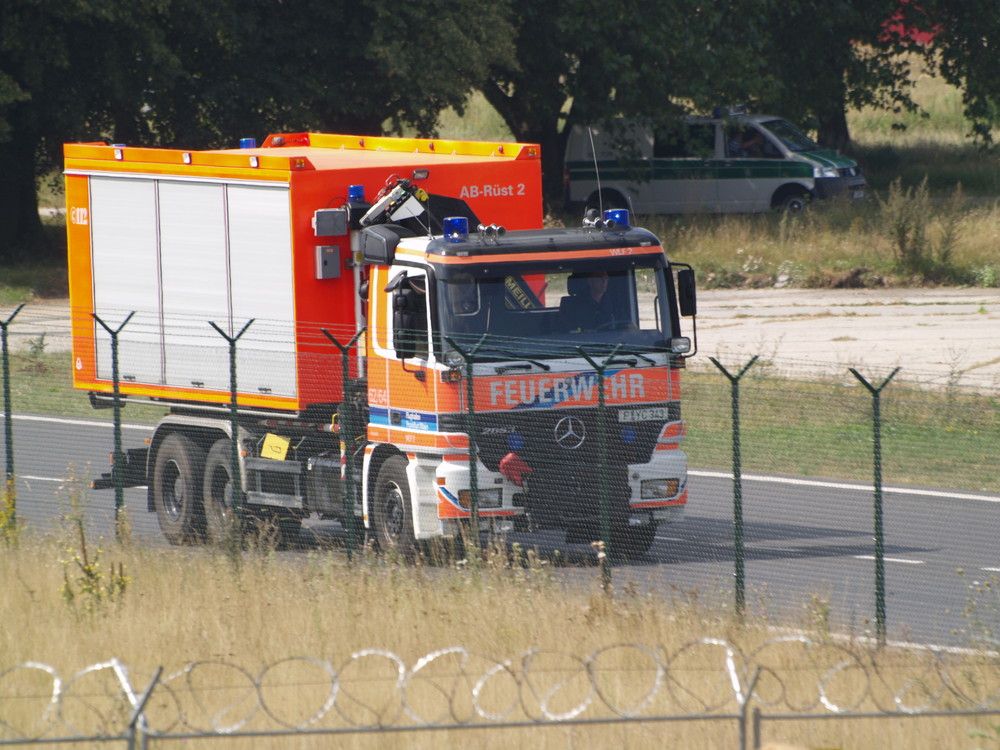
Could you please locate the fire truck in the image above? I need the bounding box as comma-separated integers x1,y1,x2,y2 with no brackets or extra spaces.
64,133,696,557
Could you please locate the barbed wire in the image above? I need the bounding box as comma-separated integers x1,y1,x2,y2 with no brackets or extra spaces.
2,637,998,743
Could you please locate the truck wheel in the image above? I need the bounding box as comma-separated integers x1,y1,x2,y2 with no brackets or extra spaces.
371,455,415,559
152,433,206,545
612,523,657,560
203,439,240,545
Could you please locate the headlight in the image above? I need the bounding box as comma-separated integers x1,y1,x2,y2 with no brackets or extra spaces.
458,488,502,509
670,336,691,354
641,478,680,499
814,166,839,179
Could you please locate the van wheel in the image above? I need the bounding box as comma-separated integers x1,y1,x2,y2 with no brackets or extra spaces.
203,439,240,545
775,189,808,212
152,433,206,545
372,455,415,559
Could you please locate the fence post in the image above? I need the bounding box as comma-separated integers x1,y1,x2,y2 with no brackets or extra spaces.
578,344,623,592
849,366,900,647
444,334,489,557
125,666,162,750
321,328,365,559
208,320,254,538
1,303,25,530
92,311,136,538
738,667,762,750
709,355,759,622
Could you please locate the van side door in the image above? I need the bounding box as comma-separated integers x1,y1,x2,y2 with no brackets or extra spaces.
653,122,718,213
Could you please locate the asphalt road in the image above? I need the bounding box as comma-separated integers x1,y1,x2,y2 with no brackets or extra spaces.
3,289,999,647
5,412,997,648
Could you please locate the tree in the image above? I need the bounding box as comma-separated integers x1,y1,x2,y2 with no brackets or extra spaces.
479,0,771,206
749,0,916,151
905,0,1000,145
0,1,181,262
0,0,515,263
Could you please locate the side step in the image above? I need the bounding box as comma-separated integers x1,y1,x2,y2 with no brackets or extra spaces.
92,447,149,490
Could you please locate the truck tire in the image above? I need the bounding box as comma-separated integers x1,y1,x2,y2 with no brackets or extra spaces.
371,455,415,559
152,433,206,545
203,439,239,545
612,523,657,560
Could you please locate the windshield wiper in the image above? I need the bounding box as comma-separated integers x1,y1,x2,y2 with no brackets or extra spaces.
615,348,657,366
485,349,552,373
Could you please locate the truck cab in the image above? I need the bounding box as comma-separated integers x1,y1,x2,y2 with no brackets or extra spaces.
357,200,695,558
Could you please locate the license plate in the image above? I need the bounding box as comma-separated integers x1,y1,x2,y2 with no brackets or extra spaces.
618,406,669,423
852,190,865,199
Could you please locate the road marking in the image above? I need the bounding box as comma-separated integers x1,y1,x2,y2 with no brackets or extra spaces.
981,567,1000,573
19,475,64,483
3,412,151,431
854,554,925,565
750,545,801,552
690,469,1000,504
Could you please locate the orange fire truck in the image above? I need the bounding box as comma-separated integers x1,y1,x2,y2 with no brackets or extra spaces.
65,133,695,557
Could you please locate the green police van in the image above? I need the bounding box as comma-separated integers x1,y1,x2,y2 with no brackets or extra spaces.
565,113,865,214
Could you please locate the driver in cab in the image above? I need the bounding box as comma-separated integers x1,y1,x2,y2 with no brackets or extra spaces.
560,270,617,332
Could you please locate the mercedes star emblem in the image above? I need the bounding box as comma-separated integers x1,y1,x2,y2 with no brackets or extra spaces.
554,416,586,450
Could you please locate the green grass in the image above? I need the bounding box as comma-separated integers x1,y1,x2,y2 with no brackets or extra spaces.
4,351,165,422
683,369,1000,492
5,350,999,493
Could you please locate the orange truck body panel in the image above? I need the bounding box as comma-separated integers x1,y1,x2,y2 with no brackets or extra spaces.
65,133,542,410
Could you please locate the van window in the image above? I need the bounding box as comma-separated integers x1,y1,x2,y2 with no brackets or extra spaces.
654,123,714,159
760,119,817,152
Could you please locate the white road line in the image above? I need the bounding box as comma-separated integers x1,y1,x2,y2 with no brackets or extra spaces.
981,567,1000,573
3,412,151,431
19,475,64,483
690,469,1000,504
854,554,925,565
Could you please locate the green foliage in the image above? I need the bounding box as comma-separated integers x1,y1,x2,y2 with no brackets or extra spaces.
0,0,517,261
0,478,20,545
970,722,1000,749
756,0,917,148
58,467,130,616
879,177,932,273
876,177,974,282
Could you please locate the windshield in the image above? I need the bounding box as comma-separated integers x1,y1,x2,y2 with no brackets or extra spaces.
435,259,677,362
760,119,818,153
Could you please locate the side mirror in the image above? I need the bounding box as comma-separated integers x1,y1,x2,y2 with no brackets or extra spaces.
676,267,696,317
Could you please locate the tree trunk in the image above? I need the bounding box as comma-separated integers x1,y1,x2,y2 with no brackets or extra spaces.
480,86,568,217
817,107,852,152
0,129,49,264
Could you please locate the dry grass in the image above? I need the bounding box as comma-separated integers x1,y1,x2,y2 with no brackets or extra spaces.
2,516,998,748
641,197,1000,289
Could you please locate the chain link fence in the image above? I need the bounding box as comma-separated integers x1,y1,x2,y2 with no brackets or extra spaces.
1,302,999,653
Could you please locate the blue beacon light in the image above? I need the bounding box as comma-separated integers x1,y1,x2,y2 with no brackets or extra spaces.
443,216,469,242
604,208,630,229
348,184,365,203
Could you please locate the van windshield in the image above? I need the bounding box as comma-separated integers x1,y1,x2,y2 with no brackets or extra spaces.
760,119,818,153
435,259,676,362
